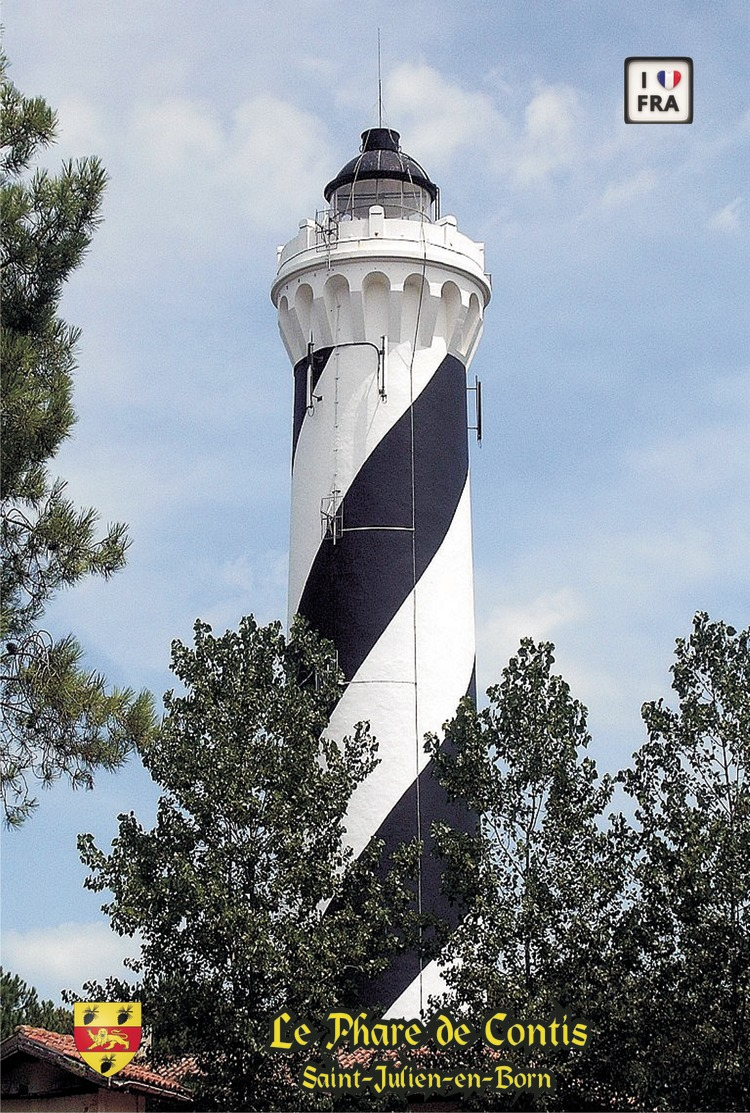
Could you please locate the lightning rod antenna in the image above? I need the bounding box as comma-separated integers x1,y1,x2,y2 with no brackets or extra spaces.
377,28,383,127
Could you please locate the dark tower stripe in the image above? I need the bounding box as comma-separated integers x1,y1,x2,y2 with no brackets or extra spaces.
296,352,475,1009
291,347,333,465
297,354,469,681
349,673,478,1010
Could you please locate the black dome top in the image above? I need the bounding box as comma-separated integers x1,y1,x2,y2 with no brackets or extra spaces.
323,128,438,203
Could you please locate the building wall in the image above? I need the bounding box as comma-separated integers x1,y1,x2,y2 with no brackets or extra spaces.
2,1055,145,1111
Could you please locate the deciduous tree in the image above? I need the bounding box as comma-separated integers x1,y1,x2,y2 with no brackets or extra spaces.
430,620,749,1110
78,616,417,1111
617,613,750,1111
428,639,626,1109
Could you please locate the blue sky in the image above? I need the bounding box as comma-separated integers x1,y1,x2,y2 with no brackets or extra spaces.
2,0,748,1003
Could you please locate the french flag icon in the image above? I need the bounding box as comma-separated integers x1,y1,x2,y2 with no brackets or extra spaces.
658,70,681,89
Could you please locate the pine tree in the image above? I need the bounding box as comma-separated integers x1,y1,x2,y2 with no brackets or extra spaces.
1,57,154,826
0,968,73,1039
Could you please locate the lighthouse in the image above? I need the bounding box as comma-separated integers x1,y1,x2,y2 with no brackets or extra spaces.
271,127,490,1015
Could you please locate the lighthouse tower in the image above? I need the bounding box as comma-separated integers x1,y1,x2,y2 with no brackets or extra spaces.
271,127,490,1014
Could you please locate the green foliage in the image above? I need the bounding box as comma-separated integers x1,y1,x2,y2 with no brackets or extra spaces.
428,639,624,1108
615,612,750,1111
429,618,749,1111
1,967,73,1039
0,56,155,825
67,615,748,1110
78,615,417,1111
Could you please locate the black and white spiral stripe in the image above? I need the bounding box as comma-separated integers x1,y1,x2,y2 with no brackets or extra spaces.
290,345,476,1010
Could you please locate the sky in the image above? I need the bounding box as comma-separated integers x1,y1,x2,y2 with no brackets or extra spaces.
2,1,748,1005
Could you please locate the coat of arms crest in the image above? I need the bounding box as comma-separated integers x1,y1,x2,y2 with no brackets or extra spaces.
73,1002,142,1077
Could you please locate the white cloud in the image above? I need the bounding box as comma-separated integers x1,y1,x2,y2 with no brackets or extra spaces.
200,550,289,631
55,95,109,158
384,62,505,168
382,65,593,202
707,196,744,232
629,423,750,495
222,94,333,222
599,169,657,209
712,368,750,409
605,525,716,584
131,97,223,173
99,93,333,259
472,584,639,752
511,85,582,186
50,429,287,530
477,587,585,679
3,922,140,1002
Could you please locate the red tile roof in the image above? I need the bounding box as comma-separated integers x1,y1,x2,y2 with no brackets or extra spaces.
3,1026,193,1102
